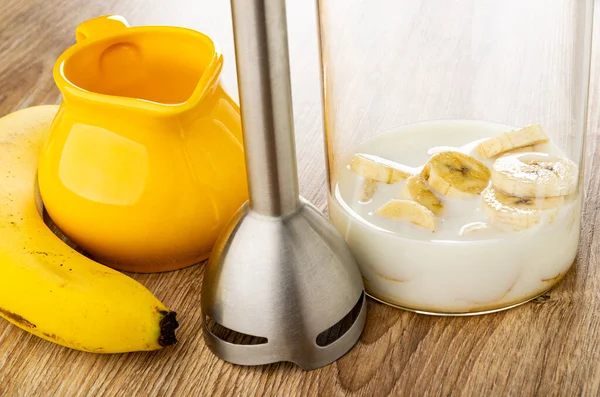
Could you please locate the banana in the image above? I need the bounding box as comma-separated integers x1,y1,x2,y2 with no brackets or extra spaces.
421,151,490,197
375,199,436,231
507,145,541,154
476,124,549,159
0,106,178,353
350,153,413,183
491,153,578,198
481,186,564,231
359,178,378,202
401,175,443,215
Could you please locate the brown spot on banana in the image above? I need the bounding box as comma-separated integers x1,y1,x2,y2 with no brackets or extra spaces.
0,308,36,329
42,332,59,341
515,198,532,205
42,332,105,352
26,250,64,257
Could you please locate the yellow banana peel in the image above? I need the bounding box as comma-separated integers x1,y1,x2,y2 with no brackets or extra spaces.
0,105,178,353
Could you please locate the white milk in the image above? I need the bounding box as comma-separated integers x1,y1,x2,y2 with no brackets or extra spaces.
329,120,580,314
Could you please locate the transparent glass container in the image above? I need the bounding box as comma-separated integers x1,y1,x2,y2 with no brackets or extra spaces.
317,1,593,315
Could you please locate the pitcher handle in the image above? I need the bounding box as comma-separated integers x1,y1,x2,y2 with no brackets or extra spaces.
75,15,130,43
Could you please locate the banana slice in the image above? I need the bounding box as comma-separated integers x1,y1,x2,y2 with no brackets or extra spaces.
350,153,413,183
476,124,549,159
505,145,534,154
360,178,378,202
482,186,564,231
492,153,578,198
401,175,443,215
375,199,436,231
422,151,491,197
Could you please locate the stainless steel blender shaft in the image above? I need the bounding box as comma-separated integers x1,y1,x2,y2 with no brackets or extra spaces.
231,0,299,217
200,0,366,370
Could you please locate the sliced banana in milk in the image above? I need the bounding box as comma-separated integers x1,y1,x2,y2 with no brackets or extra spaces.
360,178,379,202
422,151,490,197
476,124,549,159
503,144,540,154
401,175,443,215
350,153,413,183
491,152,578,198
482,186,564,231
375,199,436,231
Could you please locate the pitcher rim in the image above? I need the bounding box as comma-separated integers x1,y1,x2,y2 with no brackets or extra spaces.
53,25,224,115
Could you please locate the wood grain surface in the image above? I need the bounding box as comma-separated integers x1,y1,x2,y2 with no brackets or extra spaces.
1,0,600,396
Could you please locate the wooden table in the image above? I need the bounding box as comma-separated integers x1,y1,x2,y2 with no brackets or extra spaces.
1,0,600,395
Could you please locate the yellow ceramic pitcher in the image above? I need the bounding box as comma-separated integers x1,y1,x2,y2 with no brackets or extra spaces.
38,15,248,273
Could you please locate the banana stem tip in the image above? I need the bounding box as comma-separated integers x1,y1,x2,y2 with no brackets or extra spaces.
158,311,179,347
